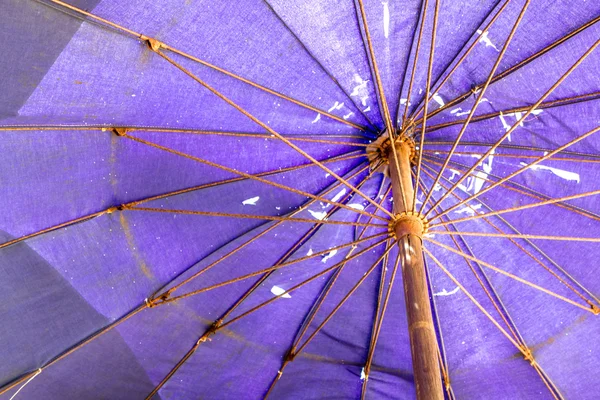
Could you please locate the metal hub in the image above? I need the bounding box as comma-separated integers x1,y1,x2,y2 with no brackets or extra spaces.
388,211,429,240
366,131,418,174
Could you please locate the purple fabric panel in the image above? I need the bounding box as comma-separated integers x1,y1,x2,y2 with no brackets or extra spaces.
358,0,422,125
425,99,600,155
421,170,600,398
364,369,415,400
90,0,371,128
266,0,385,129
3,0,600,399
423,237,555,399
426,2,600,117
0,127,366,255
0,130,115,238
398,0,500,119
0,231,108,388
0,315,161,400
0,0,100,120
426,16,600,128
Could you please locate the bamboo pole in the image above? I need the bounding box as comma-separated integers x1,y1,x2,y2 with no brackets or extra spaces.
388,138,443,400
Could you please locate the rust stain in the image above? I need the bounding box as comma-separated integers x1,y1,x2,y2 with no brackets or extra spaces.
74,80,84,84
530,313,589,353
118,212,154,280
509,313,589,361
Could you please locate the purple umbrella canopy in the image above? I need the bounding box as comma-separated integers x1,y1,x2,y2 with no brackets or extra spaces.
1,0,600,398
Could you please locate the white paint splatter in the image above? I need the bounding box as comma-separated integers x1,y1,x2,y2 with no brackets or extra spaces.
351,74,370,106
311,113,321,123
276,206,281,210
343,111,354,120
382,1,390,38
307,248,314,256
498,112,512,141
468,170,488,194
271,285,292,298
322,249,338,263
242,196,260,205
434,287,460,297
363,106,371,112
476,29,499,51
519,162,580,183
400,98,411,106
328,101,344,112
514,111,524,126
332,188,347,203
348,204,365,210
432,93,445,107
360,367,366,381
308,210,328,220
455,204,482,216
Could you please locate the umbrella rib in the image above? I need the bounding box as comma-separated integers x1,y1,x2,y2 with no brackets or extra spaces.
424,140,600,159
132,151,365,207
420,40,600,209
423,155,600,224
419,0,531,215
261,0,378,130
0,125,371,145
421,163,600,310
123,133,388,222
431,125,600,220
147,168,385,399
148,164,374,301
0,167,375,397
428,230,600,243
264,188,393,397
43,0,369,132
356,183,393,240
149,49,394,219
215,239,391,331
425,238,598,313
423,247,566,398
126,207,386,228
417,175,523,344
423,150,600,164
423,90,600,134
0,210,107,250
400,0,430,127
159,233,389,305
422,254,454,398
361,250,400,399
147,241,390,400
292,244,396,357
355,0,394,132
394,0,425,127
413,0,441,213
0,304,147,397
413,14,600,125
422,248,524,349
353,0,410,213
411,0,512,119
0,149,365,250
432,189,600,228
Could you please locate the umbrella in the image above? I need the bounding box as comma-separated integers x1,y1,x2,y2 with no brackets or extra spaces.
1,0,599,398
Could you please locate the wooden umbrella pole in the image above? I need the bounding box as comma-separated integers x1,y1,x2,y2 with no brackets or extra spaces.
388,137,444,400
